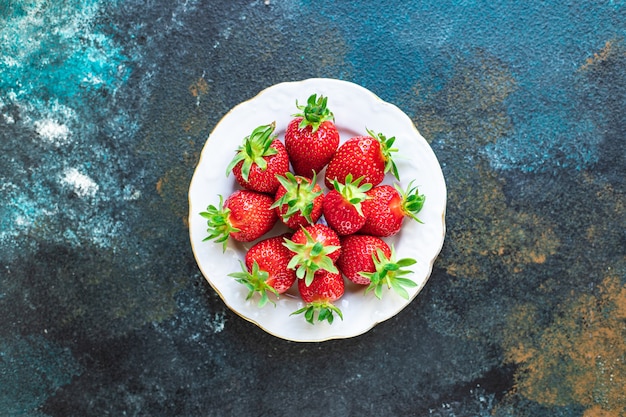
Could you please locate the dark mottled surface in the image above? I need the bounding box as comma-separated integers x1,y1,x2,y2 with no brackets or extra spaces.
1,1,625,416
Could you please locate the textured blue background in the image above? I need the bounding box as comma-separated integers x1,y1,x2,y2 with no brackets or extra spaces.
1,1,625,416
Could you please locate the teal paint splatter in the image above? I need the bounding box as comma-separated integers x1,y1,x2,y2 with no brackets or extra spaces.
0,0,139,255
486,102,601,172
0,0,128,102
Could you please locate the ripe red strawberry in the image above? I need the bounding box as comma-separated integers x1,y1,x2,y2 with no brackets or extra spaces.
324,129,399,189
336,234,417,299
271,172,324,229
337,235,391,285
322,174,372,235
360,181,425,237
285,94,340,176
283,224,341,286
228,234,296,307
200,190,277,249
226,122,290,194
292,269,344,324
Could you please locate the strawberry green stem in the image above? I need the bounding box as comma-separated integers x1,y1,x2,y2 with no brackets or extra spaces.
366,128,400,181
361,245,417,300
293,94,334,133
332,173,372,217
291,301,343,324
395,180,426,223
200,195,240,251
270,172,322,224
283,229,340,286
226,122,278,181
228,260,279,308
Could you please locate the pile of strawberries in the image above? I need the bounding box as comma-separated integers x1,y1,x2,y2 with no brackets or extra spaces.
201,94,425,325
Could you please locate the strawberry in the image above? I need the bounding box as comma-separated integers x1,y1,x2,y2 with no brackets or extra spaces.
292,269,344,324
285,94,340,176
322,174,372,235
271,172,324,229
200,190,277,249
336,235,390,285
228,234,296,307
226,122,290,194
360,181,425,237
283,224,341,286
336,234,417,299
324,128,399,189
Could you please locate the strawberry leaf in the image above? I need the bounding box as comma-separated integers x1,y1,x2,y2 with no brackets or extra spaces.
200,195,240,251
305,307,315,323
291,301,343,325
374,284,383,300
396,258,417,267
394,180,426,223
362,246,417,299
293,94,335,133
389,280,410,300
226,122,278,181
228,260,279,307
366,128,400,181
283,230,340,286
331,174,372,217
270,172,322,224
318,308,330,323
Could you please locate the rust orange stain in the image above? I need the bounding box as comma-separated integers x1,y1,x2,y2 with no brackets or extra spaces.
527,251,546,264
503,272,626,415
156,177,166,195
439,166,559,280
580,40,621,72
188,77,209,98
156,156,199,226
583,405,622,417
587,224,597,242
579,38,626,76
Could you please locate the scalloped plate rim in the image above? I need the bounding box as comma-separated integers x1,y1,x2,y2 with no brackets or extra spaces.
188,78,447,342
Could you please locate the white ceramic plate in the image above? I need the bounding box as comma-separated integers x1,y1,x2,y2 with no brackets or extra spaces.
188,78,446,342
